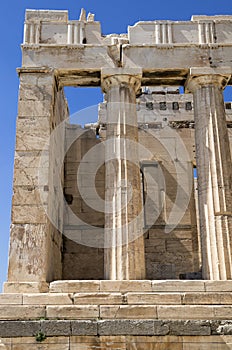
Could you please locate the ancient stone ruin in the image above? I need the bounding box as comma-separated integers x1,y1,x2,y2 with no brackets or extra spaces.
0,8,232,349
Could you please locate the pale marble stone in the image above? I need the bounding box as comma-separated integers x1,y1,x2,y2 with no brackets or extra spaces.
50,281,100,293
152,281,205,292
126,293,182,305
3,282,49,293
186,67,232,280
23,293,73,305
73,293,123,305
0,306,45,320
100,280,152,292
157,306,215,319
0,294,22,305
100,305,157,319
183,292,232,305
46,305,99,319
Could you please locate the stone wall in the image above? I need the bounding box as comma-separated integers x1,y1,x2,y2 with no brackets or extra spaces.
63,125,104,280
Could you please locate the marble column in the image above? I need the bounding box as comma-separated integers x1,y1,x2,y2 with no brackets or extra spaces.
186,67,232,280
101,68,146,280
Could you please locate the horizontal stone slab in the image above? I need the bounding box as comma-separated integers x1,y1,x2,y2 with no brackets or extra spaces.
4,282,49,293
157,306,232,320
50,280,100,293
0,294,23,305
73,293,123,305
40,320,71,336
98,320,160,336
205,281,232,292
46,305,99,319
11,336,69,350
100,280,152,292
168,320,211,336
71,320,98,335
0,320,231,337
126,293,181,304
100,305,157,319
152,280,205,292
23,293,73,305
0,306,45,320
0,321,40,337
158,305,214,319
183,292,232,305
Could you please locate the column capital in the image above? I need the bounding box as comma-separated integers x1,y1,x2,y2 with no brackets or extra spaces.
185,67,231,93
101,68,142,94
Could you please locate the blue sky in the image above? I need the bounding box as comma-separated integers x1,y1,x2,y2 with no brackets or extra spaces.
0,0,232,290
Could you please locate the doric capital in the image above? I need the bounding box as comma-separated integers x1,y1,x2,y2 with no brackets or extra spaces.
101,68,142,94
185,67,231,93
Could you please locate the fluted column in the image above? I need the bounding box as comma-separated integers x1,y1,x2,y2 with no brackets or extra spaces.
186,67,232,280
101,68,146,280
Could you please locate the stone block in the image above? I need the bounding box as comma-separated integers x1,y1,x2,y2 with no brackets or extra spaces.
7,224,50,282
73,293,123,305
0,294,22,305
23,293,73,305
0,320,40,337
169,320,211,336
40,320,71,336
18,100,52,118
26,9,68,22
4,282,49,293
125,336,183,350
182,335,232,350
12,186,48,206
100,305,157,319
98,320,168,336
0,306,45,320
0,338,11,350
12,205,48,224
70,335,127,349
41,23,68,45
152,280,205,292
46,305,99,319
205,281,232,292
19,83,53,101
126,293,181,305
214,306,232,319
183,292,232,305
11,336,69,350
71,320,98,335
157,306,214,320
50,281,100,293
13,167,49,187
212,321,232,335
100,280,152,292
14,151,49,169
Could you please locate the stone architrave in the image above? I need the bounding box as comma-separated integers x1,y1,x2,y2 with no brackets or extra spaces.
101,68,146,280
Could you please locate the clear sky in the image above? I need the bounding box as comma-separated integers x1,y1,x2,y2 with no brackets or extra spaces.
1,0,232,290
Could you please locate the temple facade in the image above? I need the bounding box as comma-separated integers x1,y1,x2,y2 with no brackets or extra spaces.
1,9,232,349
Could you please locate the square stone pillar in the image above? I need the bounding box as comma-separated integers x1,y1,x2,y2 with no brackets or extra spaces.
101,68,146,280
4,68,66,293
186,67,232,280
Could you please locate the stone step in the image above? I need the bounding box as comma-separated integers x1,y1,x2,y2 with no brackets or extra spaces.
2,292,232,306
0,303,232,320
49,280,232,293
5,280,232,294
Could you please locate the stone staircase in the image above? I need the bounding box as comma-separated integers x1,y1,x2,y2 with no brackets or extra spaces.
1,280,232,349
